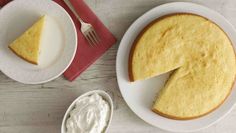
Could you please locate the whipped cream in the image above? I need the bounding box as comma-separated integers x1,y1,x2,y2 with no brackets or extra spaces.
66,93,110,133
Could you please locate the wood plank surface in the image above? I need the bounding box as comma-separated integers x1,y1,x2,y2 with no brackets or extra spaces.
1,0,236,132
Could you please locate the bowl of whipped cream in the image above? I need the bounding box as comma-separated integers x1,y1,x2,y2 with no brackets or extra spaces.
61,90,113,133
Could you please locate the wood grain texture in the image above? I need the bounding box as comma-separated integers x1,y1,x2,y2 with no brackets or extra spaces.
1,0,236,133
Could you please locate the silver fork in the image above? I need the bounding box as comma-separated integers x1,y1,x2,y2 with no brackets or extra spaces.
63,0,100,46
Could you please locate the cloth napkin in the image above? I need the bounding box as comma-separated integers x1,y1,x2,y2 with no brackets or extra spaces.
0,0,10,6
0,0,117,81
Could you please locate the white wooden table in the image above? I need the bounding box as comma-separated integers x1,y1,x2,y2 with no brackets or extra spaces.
1,0,236,133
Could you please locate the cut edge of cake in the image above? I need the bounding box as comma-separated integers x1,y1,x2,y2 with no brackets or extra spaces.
128,14,184,82
151,75,235,120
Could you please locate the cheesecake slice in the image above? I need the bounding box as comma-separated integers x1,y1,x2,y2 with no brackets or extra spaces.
129,14,236,119
9,16,45,65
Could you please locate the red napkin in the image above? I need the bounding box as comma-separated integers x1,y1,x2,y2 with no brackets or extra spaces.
0,0,11,6
0,0,117,81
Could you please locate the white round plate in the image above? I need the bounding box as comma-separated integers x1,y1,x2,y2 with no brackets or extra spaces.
116,2,236,132
0,0,77,84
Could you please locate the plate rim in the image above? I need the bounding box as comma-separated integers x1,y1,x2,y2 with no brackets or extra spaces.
116,2,236,132
0,0,77,84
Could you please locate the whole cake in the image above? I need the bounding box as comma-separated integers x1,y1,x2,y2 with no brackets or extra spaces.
9,16,45,65
129,14,236,119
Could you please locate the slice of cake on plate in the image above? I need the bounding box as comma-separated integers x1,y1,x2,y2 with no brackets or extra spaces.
9,15,45,65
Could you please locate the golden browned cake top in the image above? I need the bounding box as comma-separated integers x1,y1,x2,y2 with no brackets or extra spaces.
9,16,45,65
129,14,236,119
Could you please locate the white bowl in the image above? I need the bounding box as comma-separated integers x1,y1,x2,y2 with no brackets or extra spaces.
61,90,113,133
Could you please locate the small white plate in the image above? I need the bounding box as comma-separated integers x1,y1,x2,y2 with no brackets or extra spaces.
61,90,113,133
0,0,77,84
116,2,236,132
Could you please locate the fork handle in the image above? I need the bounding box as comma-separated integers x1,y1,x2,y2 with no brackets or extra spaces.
63,0,85,24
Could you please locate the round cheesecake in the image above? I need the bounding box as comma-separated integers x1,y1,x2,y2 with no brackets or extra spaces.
129,14,236,119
